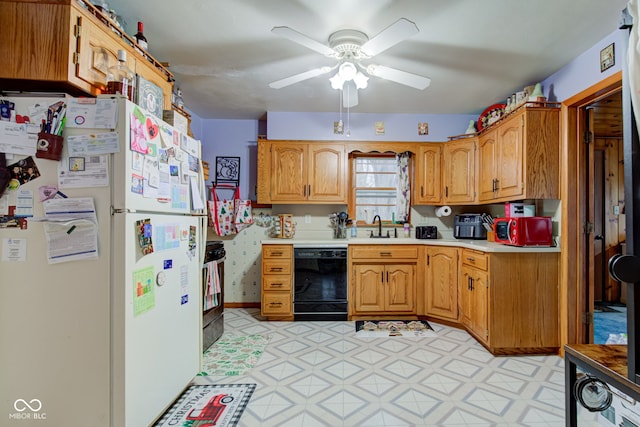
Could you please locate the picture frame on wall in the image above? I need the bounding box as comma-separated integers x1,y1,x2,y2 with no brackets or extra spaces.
600,43,615,72
215,156,240,186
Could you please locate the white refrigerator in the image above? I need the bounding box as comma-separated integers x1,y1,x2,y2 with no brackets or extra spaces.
0,96,207,427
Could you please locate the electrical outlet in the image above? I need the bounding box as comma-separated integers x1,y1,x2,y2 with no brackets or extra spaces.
304,214,311,224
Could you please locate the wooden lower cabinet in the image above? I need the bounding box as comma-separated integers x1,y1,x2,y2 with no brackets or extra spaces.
261,244,293,320
425,246,459,321
349,245,418,318
459,248,559,355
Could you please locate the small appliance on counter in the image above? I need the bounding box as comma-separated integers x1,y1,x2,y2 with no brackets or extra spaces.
454,214,487,240
416,225,438,239
494,216,553,246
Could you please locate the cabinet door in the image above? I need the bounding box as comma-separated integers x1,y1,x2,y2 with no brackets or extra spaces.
443,139,476,204
426,247,458,320
352,264,385,313
478,130,498,202
385,264,415,312
459,265,488,342
469,269,488,343
414,144,442,204
308,144,347,202
75,11,128,92
496,117,524,199
270,143,307,201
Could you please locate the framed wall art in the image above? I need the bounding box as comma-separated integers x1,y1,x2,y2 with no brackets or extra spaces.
215,156,240,186
600,43,615,72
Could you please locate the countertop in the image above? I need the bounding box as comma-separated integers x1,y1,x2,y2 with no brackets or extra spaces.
261,237,560,253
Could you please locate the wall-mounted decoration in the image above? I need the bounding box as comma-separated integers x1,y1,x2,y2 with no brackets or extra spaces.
600,43,615,72
333,120,344,134
375,121,385,135
215,156,240,186
418,122,429,135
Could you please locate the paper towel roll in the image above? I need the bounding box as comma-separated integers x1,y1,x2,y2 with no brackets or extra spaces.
434,205,452,218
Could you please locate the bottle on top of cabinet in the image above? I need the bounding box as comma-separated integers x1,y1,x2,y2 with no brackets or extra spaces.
135,21,148,51
106,49,134,101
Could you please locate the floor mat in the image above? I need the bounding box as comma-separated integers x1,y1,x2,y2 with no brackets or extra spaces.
153,384,256,427
198,334,269,376
355,320,437,338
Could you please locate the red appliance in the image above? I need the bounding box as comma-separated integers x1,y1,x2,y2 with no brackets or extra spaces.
494,216,553,247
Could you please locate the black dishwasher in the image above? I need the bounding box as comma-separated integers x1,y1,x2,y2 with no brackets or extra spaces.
294,247,348,321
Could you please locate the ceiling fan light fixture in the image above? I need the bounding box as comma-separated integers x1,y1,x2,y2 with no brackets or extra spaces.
338,62,357,81
353,71,369,89
329,73,344,90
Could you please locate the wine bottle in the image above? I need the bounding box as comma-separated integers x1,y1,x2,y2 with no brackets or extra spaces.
106,49,135,101
135,21,148,51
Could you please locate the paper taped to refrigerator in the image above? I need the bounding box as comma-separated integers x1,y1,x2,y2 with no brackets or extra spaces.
66,132,120,156
65,98,118,129
57,154,109,188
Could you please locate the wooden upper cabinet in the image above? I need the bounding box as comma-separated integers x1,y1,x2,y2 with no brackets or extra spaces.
271,143,307,201
442,138,477,204
259,140,347,204
307,144,347,201
0,0,173,110
478,107,559,202
478,129,498,202
414,144,442,204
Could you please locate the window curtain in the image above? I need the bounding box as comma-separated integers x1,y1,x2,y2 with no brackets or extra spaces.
395,151,411,222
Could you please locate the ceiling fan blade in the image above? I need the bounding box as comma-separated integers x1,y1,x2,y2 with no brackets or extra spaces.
360,18,419,57
367,64,431,90
271,26,336,56
269,66,333,89
343,81,359,108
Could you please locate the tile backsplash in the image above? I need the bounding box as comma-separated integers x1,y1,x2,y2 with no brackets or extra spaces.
210,201,561,304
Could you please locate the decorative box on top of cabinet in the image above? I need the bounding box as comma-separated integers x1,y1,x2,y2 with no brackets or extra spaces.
459,248,559,355
0,0,173,110
257,140,347,204
261,244,293,320
478,106,559,203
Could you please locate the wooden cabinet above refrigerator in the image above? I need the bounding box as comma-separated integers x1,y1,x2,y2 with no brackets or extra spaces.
0,0,173,110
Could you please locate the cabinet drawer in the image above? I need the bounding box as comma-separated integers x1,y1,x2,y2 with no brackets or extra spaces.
461,249,488,270
263,245,293,258
262,292,292,315
350,246,419,260
262,260,291,275
262,275,292,291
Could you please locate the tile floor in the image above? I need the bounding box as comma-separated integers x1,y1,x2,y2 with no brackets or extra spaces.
192,308,602,426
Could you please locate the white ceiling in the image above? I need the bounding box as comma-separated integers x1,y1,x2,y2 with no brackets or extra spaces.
104,0,628,120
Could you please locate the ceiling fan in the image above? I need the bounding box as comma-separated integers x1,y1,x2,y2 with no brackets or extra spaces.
268,18,431,107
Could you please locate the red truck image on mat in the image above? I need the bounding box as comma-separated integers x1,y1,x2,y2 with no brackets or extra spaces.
185,394,235,426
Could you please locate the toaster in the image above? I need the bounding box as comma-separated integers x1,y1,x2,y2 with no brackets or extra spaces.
454,214,487,240
415,225,438,239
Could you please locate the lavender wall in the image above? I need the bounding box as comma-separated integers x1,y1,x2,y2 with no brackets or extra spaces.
199,119,260,200
541,29,625,102
266,112,476,141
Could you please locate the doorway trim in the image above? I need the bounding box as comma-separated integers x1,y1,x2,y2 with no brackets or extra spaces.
560,70,622,350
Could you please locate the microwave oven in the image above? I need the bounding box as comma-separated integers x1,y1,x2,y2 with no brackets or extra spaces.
494,216,553,247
